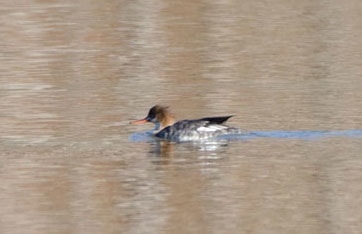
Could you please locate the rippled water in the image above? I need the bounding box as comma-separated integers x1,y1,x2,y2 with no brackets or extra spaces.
1,0,362,233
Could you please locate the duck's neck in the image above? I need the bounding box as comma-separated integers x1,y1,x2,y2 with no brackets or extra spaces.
153,116,175,133
162,115,175,128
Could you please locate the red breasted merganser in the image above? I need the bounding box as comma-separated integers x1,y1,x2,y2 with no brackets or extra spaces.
131,105,242,142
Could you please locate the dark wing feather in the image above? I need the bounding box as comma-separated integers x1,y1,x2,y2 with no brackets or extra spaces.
198,116,233,125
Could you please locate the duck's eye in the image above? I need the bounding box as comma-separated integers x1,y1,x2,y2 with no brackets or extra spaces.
147,110,156,118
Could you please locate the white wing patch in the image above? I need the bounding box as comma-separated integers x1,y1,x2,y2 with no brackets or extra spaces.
197,125,227,132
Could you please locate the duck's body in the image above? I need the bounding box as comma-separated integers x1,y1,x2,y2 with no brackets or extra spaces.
131,105,242,142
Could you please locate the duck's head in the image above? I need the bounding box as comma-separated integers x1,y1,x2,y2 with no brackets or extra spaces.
131,105,175,130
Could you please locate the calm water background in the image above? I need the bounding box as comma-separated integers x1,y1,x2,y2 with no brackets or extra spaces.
1,0,362,233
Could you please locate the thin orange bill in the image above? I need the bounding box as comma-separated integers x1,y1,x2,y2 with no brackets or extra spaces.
131,119,148,124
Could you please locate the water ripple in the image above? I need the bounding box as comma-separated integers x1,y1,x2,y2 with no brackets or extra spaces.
130,129,362,142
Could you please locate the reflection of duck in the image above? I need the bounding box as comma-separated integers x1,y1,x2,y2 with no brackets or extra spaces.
149,141,174,158
131,105,242,142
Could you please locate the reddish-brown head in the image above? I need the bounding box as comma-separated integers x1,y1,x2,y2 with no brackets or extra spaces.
131,105,175,129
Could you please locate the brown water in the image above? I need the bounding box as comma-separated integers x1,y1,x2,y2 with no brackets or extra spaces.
1,0,362,233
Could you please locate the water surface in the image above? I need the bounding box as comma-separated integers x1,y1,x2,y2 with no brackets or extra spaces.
1,0,362,233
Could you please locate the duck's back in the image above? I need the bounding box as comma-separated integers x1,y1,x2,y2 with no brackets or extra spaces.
155,116,242,142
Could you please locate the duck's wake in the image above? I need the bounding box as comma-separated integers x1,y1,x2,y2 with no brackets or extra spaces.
217,129,362,140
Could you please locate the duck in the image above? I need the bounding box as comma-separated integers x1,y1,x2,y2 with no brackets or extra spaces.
131,105,242,142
